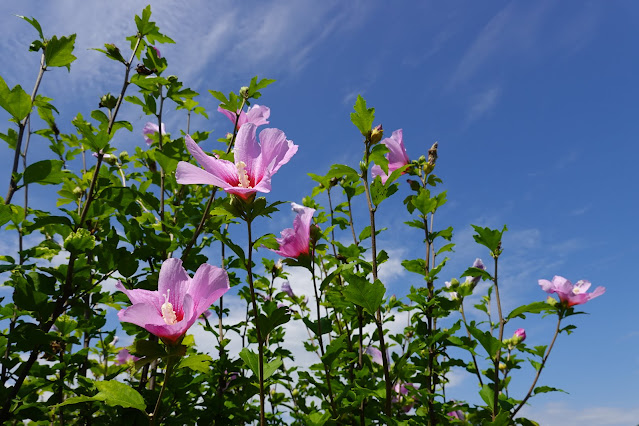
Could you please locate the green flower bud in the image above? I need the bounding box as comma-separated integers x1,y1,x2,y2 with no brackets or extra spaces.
370,124,384,144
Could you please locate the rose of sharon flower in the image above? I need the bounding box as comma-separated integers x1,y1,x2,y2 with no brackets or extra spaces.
142,122,166,145
371,129,410,184
116,258,230,345
115,348,139,365
271,203,315,258
539,276,605,307
175,123,297,200
465,258,485,289
218,104,270,130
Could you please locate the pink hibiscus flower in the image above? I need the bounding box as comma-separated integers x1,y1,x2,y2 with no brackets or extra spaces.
371,129,410,184
271,203,315,258
539,276,605,307
175,124,297,200
142,122,166,145
116,258,230,345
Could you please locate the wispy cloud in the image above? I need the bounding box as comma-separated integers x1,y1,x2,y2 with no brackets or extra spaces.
466,85,501,124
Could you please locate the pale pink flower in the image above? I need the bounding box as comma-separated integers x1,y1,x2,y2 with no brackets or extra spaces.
539,276,605,307
116,258,230,345
175,124,297,200
115,348,139,365
365,346,384,365
281,281,296,298
371,129,409,184
142,122,166,145
218,104,270,130
271,203,315,258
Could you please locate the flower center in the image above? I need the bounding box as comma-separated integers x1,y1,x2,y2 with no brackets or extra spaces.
161,289,178,325
236,161,252,188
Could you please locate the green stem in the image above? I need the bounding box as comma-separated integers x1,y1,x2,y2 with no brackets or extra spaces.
511,314,562,418
150,357,176,426
245,217,265,426
491,255,504,420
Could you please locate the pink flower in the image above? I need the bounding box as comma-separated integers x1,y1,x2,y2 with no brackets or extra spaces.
218,104,270,130
151,46,161,58
366,346,383,365
371,129,410,184
513,328,526,343
115,348,139,365
271,203,315,258
539,276,605,307
448,410,465,420
142,122,166,145
281,281,296,298
175,124,297,200
198,310,212,323
116,258,230,345
465,258,485,288
392,382,418,413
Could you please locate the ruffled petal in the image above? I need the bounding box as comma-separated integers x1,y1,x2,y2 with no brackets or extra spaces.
158,258,190,309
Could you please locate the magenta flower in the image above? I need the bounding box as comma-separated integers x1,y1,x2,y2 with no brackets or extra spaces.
115,348,139,365
175,124,297,200
513,328,526,343
218,104,270,130
371,129,410,184
466,258,485,288
539,276,605,307
271,203,315,258
116,258,230,345
142,122,166,145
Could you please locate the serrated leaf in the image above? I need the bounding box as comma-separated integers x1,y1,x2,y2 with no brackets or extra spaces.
342,273,385,314
506,301,549,320
468,324,502,358
350,95,375,136
44,34,77,69
471,224,508,253
22,159,66,185
18,15,44,40
263,357,282,380
239,348,260,378
479,384,495,411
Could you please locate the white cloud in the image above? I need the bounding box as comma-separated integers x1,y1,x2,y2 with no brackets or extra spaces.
519,401,639,426
466,85,501,124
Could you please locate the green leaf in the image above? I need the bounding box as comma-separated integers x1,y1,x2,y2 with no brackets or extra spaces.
263,357,282,380
18,15,44,40
468,324,502,359
471,224,508,254
63,228,96,253
0,75,31,121
413,188,437,215
342,273,385,314
302,317,333,336
479,384,495,411
22,159,66,185
506,301,549,321
239,348,260,378
44,34,77,69
402,259,427,276
57,381,146,412
321,335,347,367
179,354,212,373
256,307,291,336
130,339,166,359
350,95,375,136
326,164,360,181
533,385,566,395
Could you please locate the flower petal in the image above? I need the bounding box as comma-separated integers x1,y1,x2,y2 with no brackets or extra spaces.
158,258,190,308
189,263,230,317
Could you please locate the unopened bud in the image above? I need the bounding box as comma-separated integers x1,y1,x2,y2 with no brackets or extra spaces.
103,154,118,166
370,124,384,144
389,294,397,304
72,187,83,197
499,362,507,371
512,328,526,344
119,151,129,162
99,93,117,110
239,86,249,98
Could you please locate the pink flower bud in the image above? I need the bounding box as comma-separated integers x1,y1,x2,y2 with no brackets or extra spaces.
513,328,526,344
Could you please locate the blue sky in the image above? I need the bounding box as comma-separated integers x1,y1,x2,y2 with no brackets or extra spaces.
0,1,637,424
